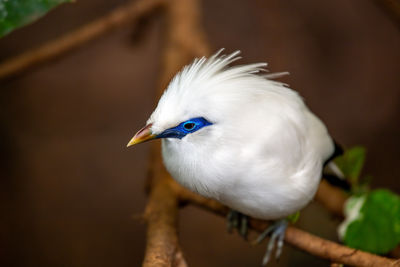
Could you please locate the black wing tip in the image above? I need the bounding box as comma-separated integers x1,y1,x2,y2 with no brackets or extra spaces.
323,140,344,167
322,140,351,191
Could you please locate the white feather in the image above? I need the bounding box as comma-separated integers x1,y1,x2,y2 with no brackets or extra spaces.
148,50,335,220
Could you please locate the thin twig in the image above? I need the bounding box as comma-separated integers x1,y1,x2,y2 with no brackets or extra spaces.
177,187,400,267
0,0,166,80
142,0,210,266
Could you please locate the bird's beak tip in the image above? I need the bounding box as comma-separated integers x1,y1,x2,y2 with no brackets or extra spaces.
126,138,136,147
126,123,156,147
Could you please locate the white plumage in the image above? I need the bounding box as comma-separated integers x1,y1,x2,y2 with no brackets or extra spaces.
140,50,335,220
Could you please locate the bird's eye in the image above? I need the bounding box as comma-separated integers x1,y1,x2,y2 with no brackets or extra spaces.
183,122,196,131
157,117,211,139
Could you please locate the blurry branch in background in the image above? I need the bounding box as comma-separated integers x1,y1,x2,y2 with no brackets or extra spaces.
315,180,347,217
0,0,166,80
375,0,400,28
144,0,400,266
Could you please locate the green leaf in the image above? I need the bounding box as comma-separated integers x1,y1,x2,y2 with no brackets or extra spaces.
334,146,366,186
287,211,300,223
0,0,71,38
339,189,400,254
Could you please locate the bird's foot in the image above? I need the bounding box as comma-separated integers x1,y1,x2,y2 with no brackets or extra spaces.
253,219,288,266
226,210,249,239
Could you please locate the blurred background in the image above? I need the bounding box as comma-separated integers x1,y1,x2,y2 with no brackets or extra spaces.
0,0,399,266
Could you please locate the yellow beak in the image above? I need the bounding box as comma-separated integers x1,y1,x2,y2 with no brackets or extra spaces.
127,123,156,147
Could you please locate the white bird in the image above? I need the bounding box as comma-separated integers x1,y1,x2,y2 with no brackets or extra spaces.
128,50,341,265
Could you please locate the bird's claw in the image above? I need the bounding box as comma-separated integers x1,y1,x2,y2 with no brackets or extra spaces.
253,219,288,266
226,210,248,239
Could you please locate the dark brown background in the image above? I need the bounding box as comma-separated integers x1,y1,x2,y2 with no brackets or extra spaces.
0,0,399,266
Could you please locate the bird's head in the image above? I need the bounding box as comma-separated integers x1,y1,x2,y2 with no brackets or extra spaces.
127,49,285,147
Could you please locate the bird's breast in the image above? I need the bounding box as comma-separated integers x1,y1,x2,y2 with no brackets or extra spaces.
161,137,322,220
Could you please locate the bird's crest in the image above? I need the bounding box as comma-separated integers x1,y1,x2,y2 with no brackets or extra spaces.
168,49,288,95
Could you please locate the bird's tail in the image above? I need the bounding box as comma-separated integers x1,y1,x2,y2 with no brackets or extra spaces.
324,161,344,179
322,142,351,191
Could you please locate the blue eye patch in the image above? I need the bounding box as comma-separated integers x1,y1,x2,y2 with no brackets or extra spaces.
157,117,213,139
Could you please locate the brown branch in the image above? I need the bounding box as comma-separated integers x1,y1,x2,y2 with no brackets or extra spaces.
0,0,166,80
143,166,190,267
142,162,180,267
142,0,210,266
315,179,348,217
178,188,400,267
